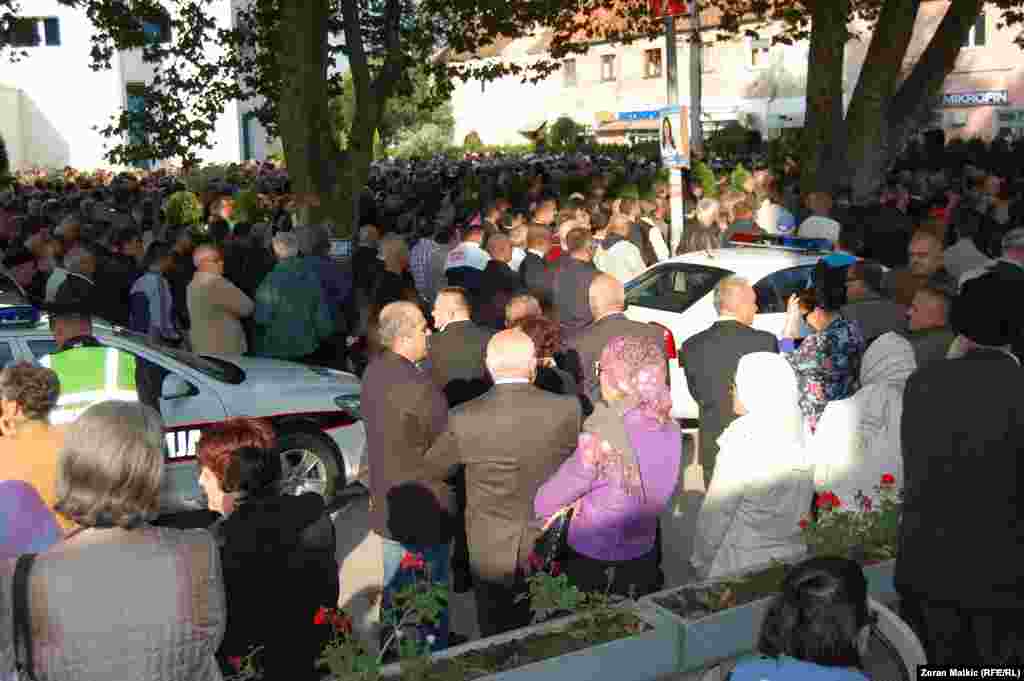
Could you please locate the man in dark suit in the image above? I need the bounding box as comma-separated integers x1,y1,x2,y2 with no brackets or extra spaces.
360,301,455,647
426,329,581,637
429,287,494,402
553,228,600,343
679,275,779,486
474,233,524,329
519,226,552,301
569,273,665,402
897,271,1024,665
428,286,494,593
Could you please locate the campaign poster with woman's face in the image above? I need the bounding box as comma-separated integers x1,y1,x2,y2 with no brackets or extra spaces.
660,107,690,169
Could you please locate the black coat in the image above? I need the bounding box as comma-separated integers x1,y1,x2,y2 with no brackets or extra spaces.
428,319,494,408
679,320,779,479
474,260,523,329
519,252,551,301
214,492,339,680
896,349,1024,609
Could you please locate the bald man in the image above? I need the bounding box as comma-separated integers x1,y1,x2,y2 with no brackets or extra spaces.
679,275,778,486
186,244,254,354
567,273,666,401
475,233,524,329
425,329,580,638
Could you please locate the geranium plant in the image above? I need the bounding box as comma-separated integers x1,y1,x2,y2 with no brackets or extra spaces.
800,473,901,563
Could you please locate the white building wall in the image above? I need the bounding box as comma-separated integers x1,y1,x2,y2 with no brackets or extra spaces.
0,0,123,170
0,0,271,171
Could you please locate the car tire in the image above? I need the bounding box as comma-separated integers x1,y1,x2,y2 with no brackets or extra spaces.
276,430,344,503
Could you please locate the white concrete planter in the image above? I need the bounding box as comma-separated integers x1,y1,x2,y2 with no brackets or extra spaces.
643,558,899,673
372,601,678,681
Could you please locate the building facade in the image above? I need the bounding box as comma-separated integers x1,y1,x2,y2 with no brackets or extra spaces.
0,0,274,171
450,1,1024,148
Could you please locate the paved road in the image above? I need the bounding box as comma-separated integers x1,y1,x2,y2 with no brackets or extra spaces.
332,435,704,649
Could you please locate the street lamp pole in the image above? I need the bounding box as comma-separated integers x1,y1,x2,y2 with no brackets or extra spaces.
689,0,703,159
664,13,684,253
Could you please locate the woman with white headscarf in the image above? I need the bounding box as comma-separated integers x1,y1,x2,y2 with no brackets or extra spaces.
810,333,916,505
691,353,814,580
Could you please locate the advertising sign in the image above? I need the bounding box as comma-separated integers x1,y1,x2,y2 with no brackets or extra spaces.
659,105,690,169
941,90,1009,107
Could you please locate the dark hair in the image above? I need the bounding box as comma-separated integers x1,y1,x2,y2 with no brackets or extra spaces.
111,227,141,248
758,557,871,668
141,240,173,270
233,445,282,497
515,315,561,358
197,418,276,493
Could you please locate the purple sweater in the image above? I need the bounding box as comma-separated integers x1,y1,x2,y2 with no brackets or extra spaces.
534,410,681,562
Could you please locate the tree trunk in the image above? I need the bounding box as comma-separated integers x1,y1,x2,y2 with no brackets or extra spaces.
800,0,849,196
843,0,921,203
885,0,983,162
276,0,347,231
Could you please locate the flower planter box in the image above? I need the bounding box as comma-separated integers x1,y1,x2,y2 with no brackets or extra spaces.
643,583,775,673
642,558,899,673
371,601,678,681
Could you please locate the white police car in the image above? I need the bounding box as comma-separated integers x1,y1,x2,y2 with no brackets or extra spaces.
0,312,366,518
624,242,824,421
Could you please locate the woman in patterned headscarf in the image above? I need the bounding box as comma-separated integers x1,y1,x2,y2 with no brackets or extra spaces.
534,336,681,596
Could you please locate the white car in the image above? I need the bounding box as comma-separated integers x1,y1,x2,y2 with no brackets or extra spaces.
624,246,821,421
0,318,366,519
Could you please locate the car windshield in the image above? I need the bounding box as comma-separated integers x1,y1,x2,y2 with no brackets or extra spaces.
109,329,246,384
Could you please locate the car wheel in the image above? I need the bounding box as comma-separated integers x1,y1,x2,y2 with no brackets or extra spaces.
277,430,343,503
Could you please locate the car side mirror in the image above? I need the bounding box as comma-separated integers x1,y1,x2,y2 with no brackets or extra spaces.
161,375,196,400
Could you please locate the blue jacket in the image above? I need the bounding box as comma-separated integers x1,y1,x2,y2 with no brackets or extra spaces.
730,656,870,681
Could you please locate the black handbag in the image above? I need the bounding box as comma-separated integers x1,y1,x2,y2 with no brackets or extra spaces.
12,553,38,681
531,507,574,573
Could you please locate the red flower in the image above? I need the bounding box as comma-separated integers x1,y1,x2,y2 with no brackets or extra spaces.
799,518,809,530
549,561,561,577
227,656,243,671
400,552,426,571
880,473,896,487
860,496,873,512
816,492,841,510
313,607,329,626
330,612,353,635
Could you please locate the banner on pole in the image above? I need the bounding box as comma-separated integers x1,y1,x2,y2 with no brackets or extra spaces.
659,105,690,169
649,0,689,19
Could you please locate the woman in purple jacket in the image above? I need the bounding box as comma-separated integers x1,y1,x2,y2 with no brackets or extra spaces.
534,336,681,596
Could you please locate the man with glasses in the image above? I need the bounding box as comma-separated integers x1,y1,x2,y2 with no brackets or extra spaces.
186,244,254,355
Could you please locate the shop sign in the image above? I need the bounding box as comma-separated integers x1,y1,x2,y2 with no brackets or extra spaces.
941,90,1008,107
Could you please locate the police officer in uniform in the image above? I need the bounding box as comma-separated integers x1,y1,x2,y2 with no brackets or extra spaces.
40,276,145,422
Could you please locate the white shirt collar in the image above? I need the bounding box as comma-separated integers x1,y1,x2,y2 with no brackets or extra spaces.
528,249,546,258
494,378,531,385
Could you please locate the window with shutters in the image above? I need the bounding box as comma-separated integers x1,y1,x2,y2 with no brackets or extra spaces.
644,49,662,79
563,59,577,87
601,55,617,82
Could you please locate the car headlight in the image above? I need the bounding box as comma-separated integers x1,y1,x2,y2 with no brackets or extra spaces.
334,394,362,420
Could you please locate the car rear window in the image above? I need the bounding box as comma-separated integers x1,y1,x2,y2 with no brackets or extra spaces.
625,264,731,313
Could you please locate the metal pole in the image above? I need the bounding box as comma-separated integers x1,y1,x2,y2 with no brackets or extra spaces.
664,14,684,255
689,0,703,159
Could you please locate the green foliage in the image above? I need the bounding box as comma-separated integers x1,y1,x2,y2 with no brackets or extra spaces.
463,131,484,151
800,477,901,562
163,191,203,228
233,189,268,225
548,116,581,149
730,164,752,193
766,128,803,179
616,183,641,201
693,162,719,199
705,122,750,163
390,124,456,159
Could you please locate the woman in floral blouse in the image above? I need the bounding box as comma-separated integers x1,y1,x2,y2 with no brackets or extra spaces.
781,287,866,433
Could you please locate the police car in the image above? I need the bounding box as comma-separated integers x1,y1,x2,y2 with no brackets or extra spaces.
0,301,366,518
624,239,826,421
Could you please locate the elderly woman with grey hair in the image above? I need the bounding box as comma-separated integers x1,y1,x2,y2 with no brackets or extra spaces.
251,230,335,363
0,401,226,681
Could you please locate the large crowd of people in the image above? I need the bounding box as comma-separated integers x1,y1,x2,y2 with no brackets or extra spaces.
0,151,1022,678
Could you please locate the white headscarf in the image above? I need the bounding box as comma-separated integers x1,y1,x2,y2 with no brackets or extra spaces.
811,332,916,500
718,352,807,470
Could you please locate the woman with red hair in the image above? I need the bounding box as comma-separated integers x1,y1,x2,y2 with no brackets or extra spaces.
197,418,338,681
534,336,681,595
